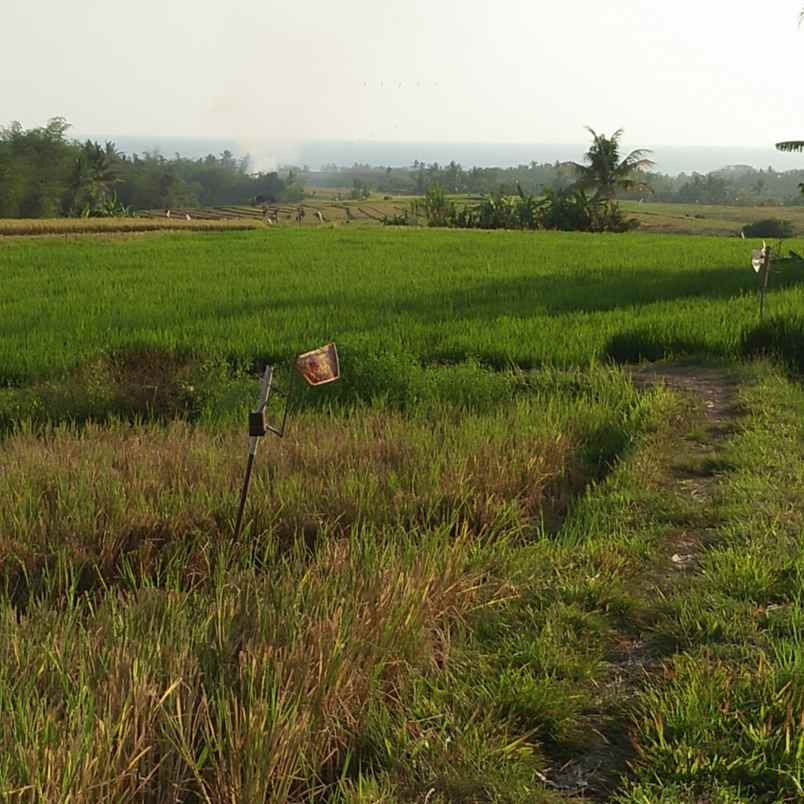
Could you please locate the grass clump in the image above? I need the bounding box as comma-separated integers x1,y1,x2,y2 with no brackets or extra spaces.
739,313,804,373
626,650,804,798
741,218,795,239
0,528,490,801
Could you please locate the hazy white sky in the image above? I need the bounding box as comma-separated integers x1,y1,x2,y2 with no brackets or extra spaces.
3,0,804,148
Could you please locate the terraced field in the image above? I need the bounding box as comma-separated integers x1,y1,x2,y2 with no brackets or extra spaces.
623,200,804,236
140,200,408,226
5,198,804,237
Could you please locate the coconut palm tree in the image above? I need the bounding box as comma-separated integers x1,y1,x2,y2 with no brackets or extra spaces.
570,127,655,201
67,140,123,215
774,10,804,154
775,140,804,153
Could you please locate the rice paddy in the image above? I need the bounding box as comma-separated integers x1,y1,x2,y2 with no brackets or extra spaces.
4,197,804,238
2,227,803,389
0,225,802,801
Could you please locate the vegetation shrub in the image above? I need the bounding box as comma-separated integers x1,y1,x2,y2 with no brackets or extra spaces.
410,184,639,233
591,200,640,233
739,314,804,372
381,210,414,226
0,347,243,430
413,183,454,227
741,218,795,238
537,188,592,231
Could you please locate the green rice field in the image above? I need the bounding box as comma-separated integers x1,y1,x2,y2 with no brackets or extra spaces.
2,228,803,386
0,226,802,802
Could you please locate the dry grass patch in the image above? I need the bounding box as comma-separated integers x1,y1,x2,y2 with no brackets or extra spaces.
0,402,587,607
0,217,260,236
0,528,488,802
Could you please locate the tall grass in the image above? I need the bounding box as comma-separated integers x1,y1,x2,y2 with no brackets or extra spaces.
0,368,646,605
0,525,490,802
0,370,663,801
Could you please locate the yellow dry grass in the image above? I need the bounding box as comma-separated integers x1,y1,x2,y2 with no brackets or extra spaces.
0,409,576,575
0,416,517,801
0,217,261,236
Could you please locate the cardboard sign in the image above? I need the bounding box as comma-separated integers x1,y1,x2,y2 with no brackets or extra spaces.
295,343,340,386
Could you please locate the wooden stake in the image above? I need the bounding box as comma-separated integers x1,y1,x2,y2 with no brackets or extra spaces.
234,366,273,539
760,245,771,320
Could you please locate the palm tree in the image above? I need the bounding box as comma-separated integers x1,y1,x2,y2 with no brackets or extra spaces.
775,140,804,153
68,140,123,215
83,141,122,199
774,10,804,154
570,127,655,201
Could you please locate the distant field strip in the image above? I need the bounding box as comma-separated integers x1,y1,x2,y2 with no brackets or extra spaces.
139,201,409,226
0,216,262,236
5,199,804,236
623,201,804,235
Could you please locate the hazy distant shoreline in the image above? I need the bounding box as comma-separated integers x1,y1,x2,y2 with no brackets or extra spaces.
78,135,804,176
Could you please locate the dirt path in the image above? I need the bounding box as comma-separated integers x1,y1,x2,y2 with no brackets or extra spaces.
541,363,744,800
631,363,742,439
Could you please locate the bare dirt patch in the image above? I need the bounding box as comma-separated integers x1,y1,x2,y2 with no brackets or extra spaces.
631,363,742,577
630,363,742,437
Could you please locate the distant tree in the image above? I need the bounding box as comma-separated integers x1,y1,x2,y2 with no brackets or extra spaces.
0,117,310,217
349,178,371,200
570,127,654,201
415,164,426,193
67,140,124,215
775,140,804,154
0,117,76,217
415,183,452,227
676,173,731,204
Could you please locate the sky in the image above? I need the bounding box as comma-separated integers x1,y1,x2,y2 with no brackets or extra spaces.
3,0,804,159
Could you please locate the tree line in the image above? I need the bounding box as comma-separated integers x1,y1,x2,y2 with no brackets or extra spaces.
388,128,649,233
0,118,304,218
6,116,804,220
305,160,804,208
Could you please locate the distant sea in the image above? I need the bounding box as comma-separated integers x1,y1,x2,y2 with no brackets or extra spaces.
82,135,804,176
